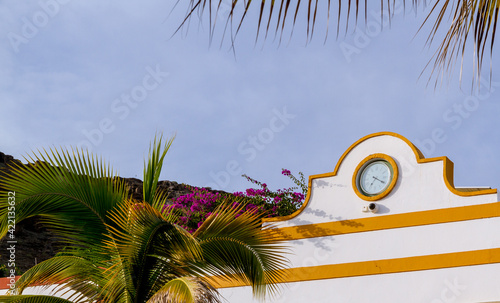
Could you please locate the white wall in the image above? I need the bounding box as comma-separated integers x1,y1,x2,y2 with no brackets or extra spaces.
221,132,500,303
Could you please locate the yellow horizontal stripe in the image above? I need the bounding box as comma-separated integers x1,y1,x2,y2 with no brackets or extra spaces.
273,202,500,241
214,248,500,288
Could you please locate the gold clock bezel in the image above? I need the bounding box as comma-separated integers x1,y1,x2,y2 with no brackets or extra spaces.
352,153,399,201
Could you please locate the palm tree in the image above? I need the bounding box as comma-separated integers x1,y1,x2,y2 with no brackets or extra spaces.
176,0,498,87
0,135,288,302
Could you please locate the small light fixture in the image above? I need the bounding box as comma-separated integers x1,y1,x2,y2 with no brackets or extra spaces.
368,202,379,213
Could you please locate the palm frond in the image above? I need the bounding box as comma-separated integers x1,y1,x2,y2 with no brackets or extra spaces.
176,0,498,86
0,137,289,303
0,295,75,303
143,134,175,205
193,201,290,300
0,147,128,247
422,0,499,87
102,201,203,302
146,277,222,303
150,188,178,216
11,255,105,303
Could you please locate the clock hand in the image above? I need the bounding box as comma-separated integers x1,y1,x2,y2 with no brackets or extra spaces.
373,176,386,184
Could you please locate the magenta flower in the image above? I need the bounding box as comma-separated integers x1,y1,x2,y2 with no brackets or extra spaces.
162,170,307,233
190,203,200,212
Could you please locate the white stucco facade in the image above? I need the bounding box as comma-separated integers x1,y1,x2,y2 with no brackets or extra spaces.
219,132,500,303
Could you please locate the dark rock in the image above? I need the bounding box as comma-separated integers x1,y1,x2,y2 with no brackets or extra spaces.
0,152,14,165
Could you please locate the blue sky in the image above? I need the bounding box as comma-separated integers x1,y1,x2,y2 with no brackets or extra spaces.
1,0,499,194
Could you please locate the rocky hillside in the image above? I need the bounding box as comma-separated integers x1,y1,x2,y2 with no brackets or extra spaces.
0,152,215,275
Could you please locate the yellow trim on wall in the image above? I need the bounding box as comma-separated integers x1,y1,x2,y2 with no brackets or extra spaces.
264,132,497,223
224,132,500,291
352,153,399,201
272,201,500,241
213,247,500,288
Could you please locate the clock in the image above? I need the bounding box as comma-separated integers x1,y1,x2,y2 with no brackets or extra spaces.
359,160,392,195
353,154,398,201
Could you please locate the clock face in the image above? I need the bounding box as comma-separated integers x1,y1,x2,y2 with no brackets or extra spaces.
359,160,392,195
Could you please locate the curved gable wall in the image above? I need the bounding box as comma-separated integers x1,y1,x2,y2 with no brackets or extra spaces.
219,132,500,303
266,132,498,228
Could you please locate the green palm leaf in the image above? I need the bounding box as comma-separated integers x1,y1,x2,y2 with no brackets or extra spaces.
102,201,204,302
146,277,221,303
193,201,290,299
0,135,289,302
0,147,128,247
0,296,75,303
143,134,175,205
8,255,106,302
